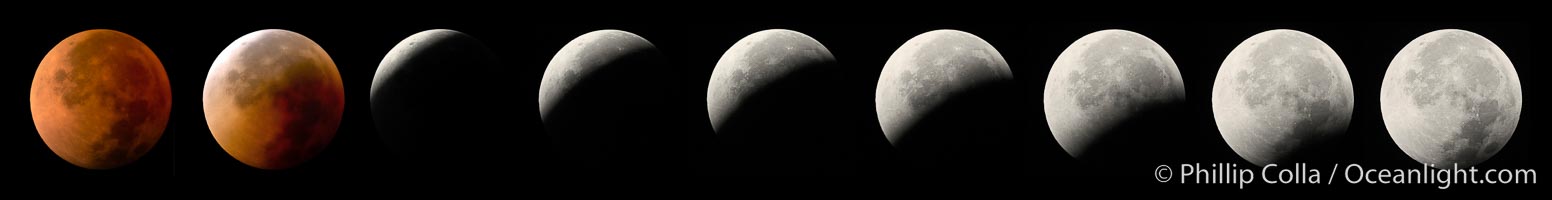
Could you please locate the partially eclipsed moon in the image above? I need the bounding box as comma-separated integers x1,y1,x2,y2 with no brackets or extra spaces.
31,29,170,169
706,29,836,133
537,29,669,168
1212,29,1354,166
1044,29,1184,158
204,29,345,170
538,29,657,123
1381,29,1520,168
875,30,1013,146
371,29,501,164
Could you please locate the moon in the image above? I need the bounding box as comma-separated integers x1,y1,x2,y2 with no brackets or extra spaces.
1381,29,1520,168
707,29,836,133
876,29,1013,146
538,29,658,123
1044,29,1184,159
204,29,345,170
702,29,845,174
538,29,673,169
1212,29,1354,166
30,29,170,169
371,29,502,167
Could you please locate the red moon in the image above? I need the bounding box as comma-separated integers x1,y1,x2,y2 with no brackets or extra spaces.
30,29,170,169
203,29,344,170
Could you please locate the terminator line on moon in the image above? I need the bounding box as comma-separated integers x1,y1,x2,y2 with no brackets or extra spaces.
1043,29,1184,159
1381,29,1521,168
31,29,170,169
204,29,345,170
1212,29,1354,167
876,29,1013,146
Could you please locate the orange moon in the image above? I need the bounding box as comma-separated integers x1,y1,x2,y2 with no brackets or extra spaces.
203,29,344,170
30,29,170,170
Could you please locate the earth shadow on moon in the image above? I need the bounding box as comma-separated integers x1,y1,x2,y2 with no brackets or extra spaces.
370,29,515,174
1066,101,1190,166
888,79,1026,175
541,41,688,175
709,60,877,175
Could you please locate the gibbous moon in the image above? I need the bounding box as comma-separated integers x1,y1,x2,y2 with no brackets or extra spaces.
1212,29,1353,166
204,29,345,170
1044,29,1184,159
876,29,1013,146
30,29,170,169
1381,29,1520,168
707,29,836,133
371,29,502,167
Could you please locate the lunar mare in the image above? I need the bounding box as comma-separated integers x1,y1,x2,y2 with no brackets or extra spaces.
1212,29,1353,166
1044,29,1184,158
1381,29,1520,168
31,29,170,169
876,29,1013,146
204,29,345,170
706,29,836,133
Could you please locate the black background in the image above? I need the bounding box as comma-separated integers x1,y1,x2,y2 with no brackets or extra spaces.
0,7,1538,191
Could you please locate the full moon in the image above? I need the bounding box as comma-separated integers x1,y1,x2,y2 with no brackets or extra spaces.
1381,29,1520,168
30,29,170,169
876,29,1013,146
1044,29,1184,159
1212,29,1353,166
204,29,345,170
